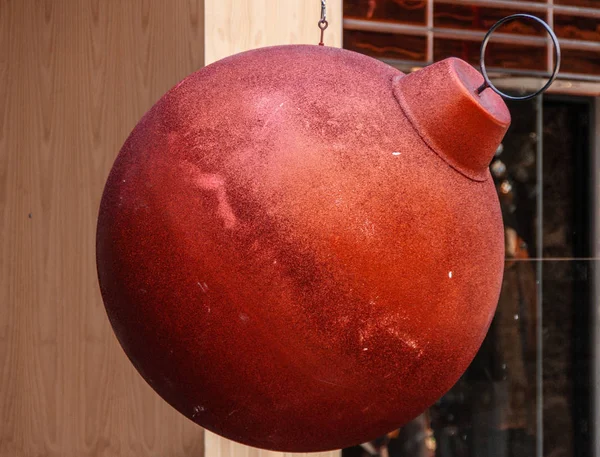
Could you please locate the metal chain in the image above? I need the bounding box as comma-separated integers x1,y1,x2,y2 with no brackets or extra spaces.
318,0,328,46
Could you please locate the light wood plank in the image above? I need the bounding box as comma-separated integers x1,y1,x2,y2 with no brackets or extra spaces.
206,431,341,457
205,0,343,65
1,0,205,456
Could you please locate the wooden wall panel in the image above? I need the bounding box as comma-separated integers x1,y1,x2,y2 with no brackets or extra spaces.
205,432,341,457
0,1,205,456
204,0,343,65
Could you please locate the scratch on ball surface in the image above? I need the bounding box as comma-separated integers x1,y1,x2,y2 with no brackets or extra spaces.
193,172,237,229
192,405,206,418
259,99,286,134
361,402,376,412
403,337,419,350
315,377,344,388
361,219,375,237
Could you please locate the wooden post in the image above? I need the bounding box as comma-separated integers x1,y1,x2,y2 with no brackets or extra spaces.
204,0,343,65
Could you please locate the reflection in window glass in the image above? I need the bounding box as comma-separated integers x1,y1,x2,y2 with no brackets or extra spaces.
344,0,427,25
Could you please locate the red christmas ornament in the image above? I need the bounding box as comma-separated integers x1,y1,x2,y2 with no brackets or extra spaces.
97,45,509,452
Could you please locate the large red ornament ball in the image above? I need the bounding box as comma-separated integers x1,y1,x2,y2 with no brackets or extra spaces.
97,45,510,452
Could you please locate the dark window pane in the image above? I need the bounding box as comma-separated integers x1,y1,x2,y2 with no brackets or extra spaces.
540,103,575,449
561,48,600,76
554,14,600,41
344,0,427,25
541,259,592,457
343,29,427,61
542,104,575,259
541,262,574,454
433,38,480,66
495,99,539,254
555,0,600,7
434,4,546,36
542,99,593,457
434,38,547,71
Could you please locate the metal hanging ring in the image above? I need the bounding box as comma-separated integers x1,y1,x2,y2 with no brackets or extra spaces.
318,20,328,46
477,14,561,101
318,0,328,46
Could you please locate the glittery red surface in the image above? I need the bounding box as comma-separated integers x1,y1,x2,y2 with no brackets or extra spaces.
96,45,509,452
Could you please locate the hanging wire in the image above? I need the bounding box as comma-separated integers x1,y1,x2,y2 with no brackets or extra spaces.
318,0,329,46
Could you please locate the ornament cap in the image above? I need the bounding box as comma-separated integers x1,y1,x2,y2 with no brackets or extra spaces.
392,57,511,181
